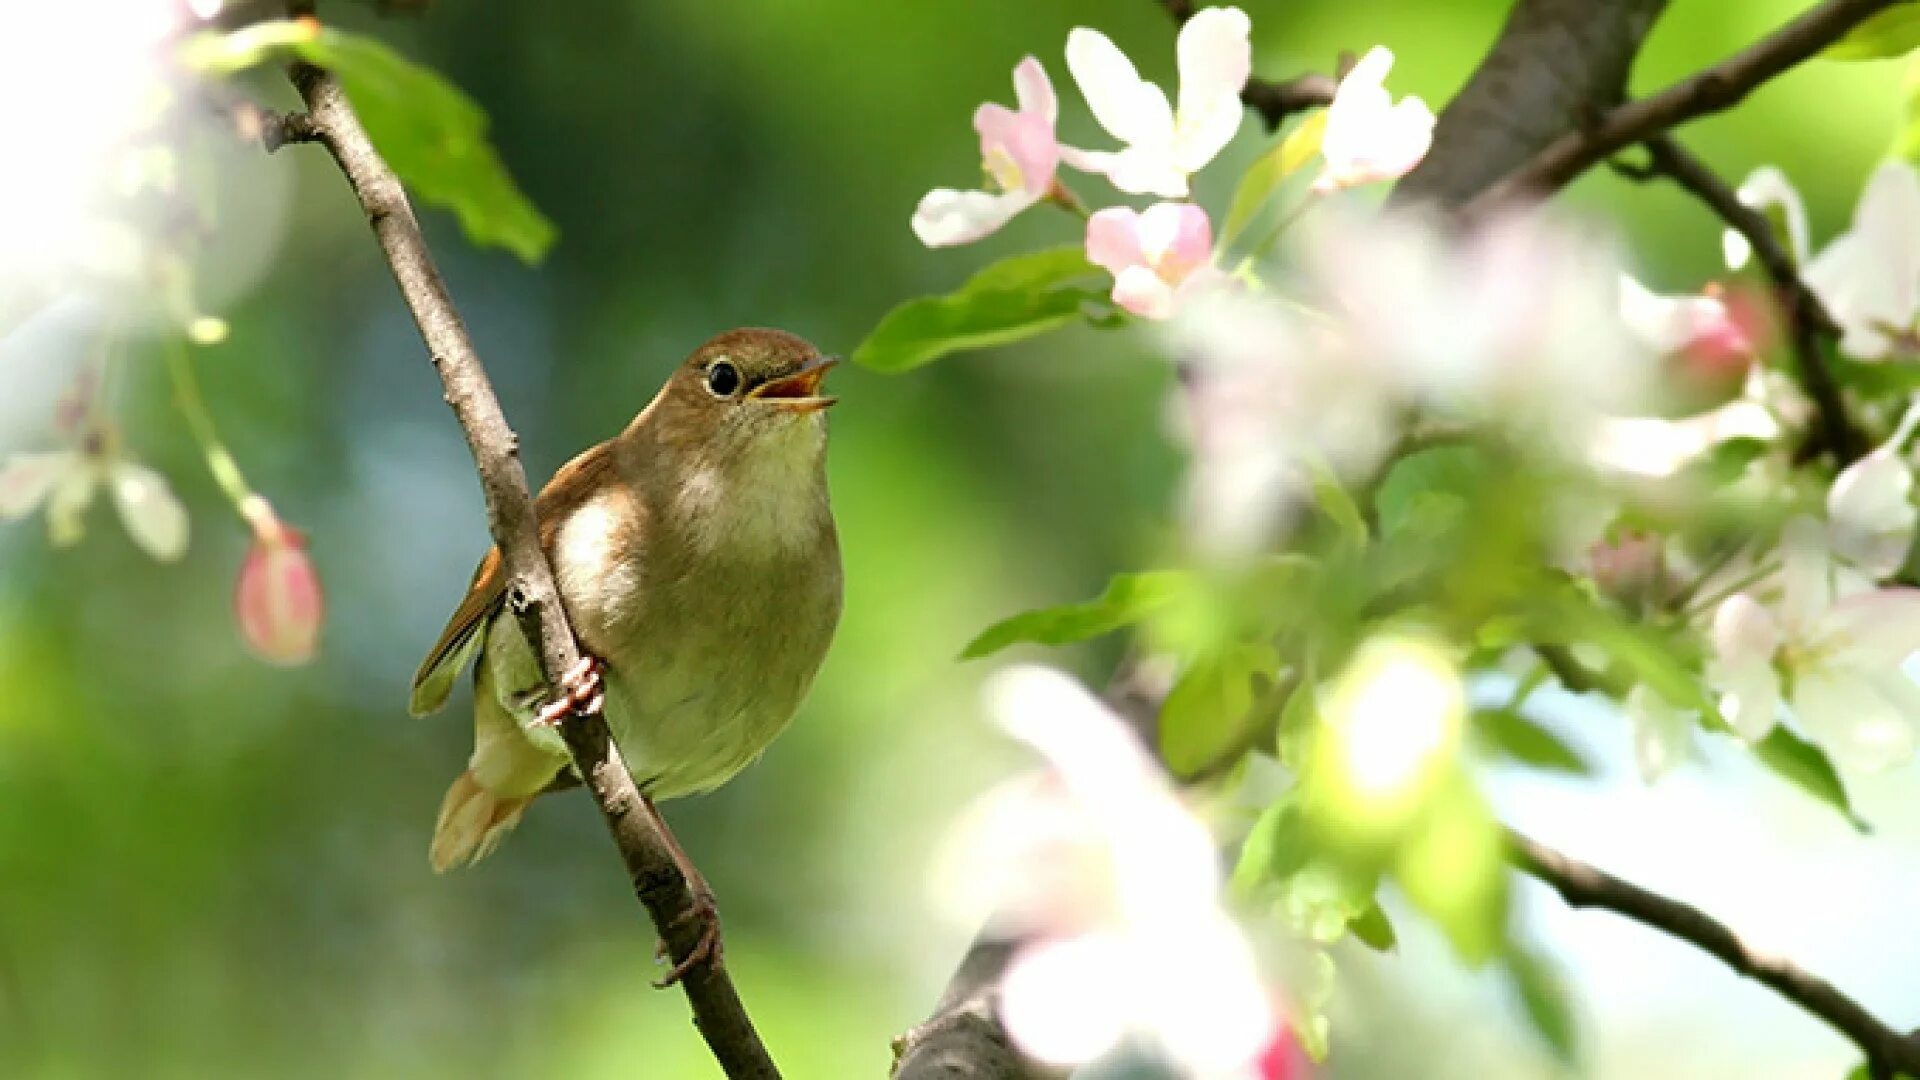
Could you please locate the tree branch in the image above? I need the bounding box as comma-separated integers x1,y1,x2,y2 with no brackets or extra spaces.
1611,134,1864,462
1507,827,1920,1076
1465,0,1900,214
279,62,781,1080
1155,0,1336,129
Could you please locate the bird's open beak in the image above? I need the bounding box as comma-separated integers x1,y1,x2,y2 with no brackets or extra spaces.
750,355,839,412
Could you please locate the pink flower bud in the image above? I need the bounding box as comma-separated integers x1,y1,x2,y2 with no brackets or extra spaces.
1588,529,1663,606
235,507,323,666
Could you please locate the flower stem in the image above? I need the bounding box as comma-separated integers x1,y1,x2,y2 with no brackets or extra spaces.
1044,179,1091,221
167,341,267,527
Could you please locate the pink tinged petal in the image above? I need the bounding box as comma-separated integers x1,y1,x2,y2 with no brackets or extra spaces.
1011,55,1057,125
1085,206,1147,274
1112,266,1178,319
1065,28,1175,150
236,522,324,666
999,935,1132,1066
1829,449,1916,579
1709,593,1782,741
110,461,187,562
1792,669,1920,772
0,451,77,520
911,187,1033,248
975,104,1058,195
1136,201,1213,282
1170,5,1252,174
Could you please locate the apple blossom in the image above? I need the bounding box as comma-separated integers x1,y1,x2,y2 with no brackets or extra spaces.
1059,6,1251,198
1311,47,1434,194
1802,162,1920,361
0,429,187,561
912,57,1063,247
937,665,1277,1075
1722,165,1811,270
1706,518,1920,771
1085,201,1224,319
234,499,324,666
1618,274,1751,358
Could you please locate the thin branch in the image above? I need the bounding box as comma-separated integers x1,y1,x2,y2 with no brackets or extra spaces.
1154,0,1336,129
278,62,781,1080
1612,134,1864,462
1466,0,1899,214
1507,827,1920,1076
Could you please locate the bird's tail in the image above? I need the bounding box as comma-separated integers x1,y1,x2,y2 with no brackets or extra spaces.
430,769,532,873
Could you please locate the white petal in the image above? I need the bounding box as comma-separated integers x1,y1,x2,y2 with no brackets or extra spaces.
998,935,1132,1066
911,187,1034,248
1627,685,1692,782
1736,166,1811,265
45,464,101,547
1065,28,1175,150
111,461,188,561
0,451,77,520
1112,265,1178,319
1805,163,1920,361
1794,669,1920,772
1821,587,1920,668
1829,449,1916,578
1012,55,1057,124
1102,146,1191,198
1170,5,1251,174
1708,593,1782,741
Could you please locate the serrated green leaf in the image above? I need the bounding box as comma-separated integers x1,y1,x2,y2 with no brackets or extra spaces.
183,22,555,262
1502,940,1580,1063
1348,900,1398,952
1751,725,1872,833
962,570,1191,659
1374,444,1493,541
1473,708,1593,775
1160,642,1278,777
1825,6,1920,60
853,247,1103,372
1219,110,1328,250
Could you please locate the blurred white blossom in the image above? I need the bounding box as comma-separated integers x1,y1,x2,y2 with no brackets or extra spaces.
936,665,1279,1077
1828,399,1920,579
0,431,188,562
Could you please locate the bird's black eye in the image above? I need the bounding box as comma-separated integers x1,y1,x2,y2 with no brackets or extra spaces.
705,360,741,397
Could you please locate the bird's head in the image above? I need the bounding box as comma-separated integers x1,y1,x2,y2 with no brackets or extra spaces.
631,327,838,473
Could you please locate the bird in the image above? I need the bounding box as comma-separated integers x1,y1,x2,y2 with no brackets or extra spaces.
408,327,843,983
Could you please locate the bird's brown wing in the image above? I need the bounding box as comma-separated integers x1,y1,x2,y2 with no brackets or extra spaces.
406,441,618,717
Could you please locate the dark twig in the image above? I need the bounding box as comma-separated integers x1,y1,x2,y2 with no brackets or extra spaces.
1155,0,1336,129
280,61,781,1080
1508,827,1920,1076
1466,0,1899,214
1611,134,1864,462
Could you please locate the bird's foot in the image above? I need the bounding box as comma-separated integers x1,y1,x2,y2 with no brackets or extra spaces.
652,887,722,988
534,655,605,726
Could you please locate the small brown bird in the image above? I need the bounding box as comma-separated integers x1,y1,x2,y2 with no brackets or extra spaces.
409,328,843,978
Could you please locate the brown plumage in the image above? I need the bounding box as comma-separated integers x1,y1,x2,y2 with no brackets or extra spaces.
410,328,843,873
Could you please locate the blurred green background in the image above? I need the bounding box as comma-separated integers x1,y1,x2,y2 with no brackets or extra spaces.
2,1,1916,1076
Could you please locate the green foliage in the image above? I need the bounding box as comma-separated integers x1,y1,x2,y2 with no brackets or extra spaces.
961,569,1190,658
1374,443,1494,543
1473,707,1593,776
1159,643,1278,776
852,247,1105,372
1393,776,1509,963
1752,726,1871,832
1824,6,1920,60
181,21,556,263
1219,110,1328,250
1347,899,1399,952
1501,939,1580,1064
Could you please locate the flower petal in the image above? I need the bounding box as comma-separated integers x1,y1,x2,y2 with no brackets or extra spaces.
975,104,1059,196
1734,165,1810,265
1708,593,1782,741
1313,47,1433,192
1065,27,1174,150
1012,55,1057,125
1170,5,1251,174
45,463,100,547
1829,448,1916,579
110,461,188,561
1805,163,1920,361
1136,201,1213,281
1085,207,1146,274
1793,668,1920,772
999,935,1133,1066
911,187,1033,248
1627,684,1691,783
1821,587,1920,669
236,523,324,665
1112,265,1178,319
0,450,77,520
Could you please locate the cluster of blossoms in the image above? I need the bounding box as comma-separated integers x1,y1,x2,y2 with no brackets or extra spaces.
0,2,324,666
913,8,1435,320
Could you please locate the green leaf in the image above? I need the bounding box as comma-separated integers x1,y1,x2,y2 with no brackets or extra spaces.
1219,110,1328,250
853,247,1104,372
1374,444,1493,541
1160,642,1278,777
1502,940,1579,1063
1751,725,1872,833
1307,456,1368,550
962,570,1190,659
1233,797,1308,895
1397,778,1508,964
1824,6,1920,60
1473,708,1593,776
183,22,555,263
1348,900,1398,952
